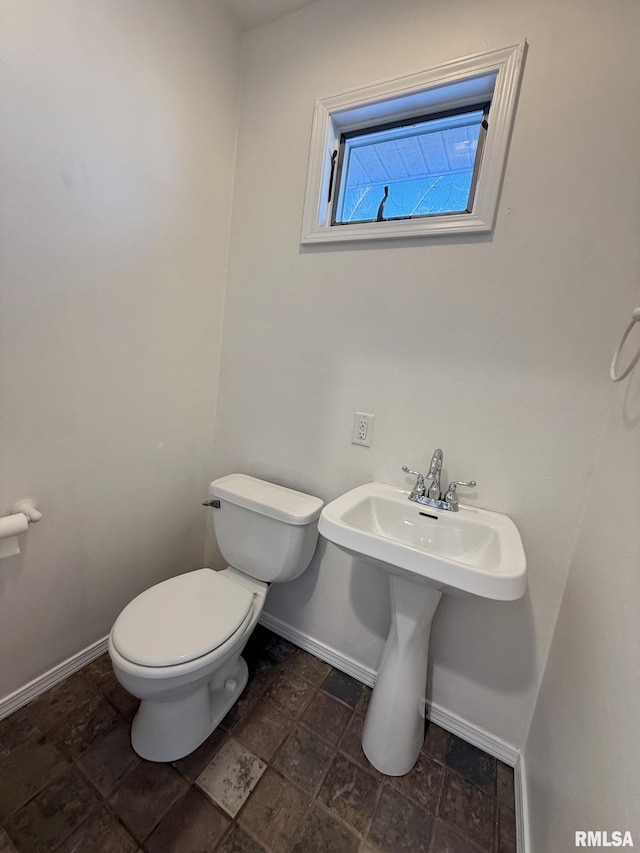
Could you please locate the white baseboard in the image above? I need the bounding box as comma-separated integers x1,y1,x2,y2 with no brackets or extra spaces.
514,752,531,853
259,611,377,687
0,614,530,852
261,611,518,763
260,611,528,850
425,701,519,767
0,635,109,722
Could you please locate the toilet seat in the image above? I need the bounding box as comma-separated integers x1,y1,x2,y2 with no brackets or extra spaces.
111,568,254,667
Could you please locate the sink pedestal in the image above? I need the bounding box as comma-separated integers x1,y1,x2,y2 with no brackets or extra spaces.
362,574,442,776
319,479,527,776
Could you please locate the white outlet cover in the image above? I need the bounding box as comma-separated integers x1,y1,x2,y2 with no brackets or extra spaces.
352,412,375,447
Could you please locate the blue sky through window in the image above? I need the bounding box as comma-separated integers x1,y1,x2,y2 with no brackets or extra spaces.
334,108,484,223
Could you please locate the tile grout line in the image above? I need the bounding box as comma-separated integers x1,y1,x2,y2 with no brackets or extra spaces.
235,820,272,853
0,632,516,853
139,782,196,850
55,762,138,853
436,767,498,853
228,665,353,849
285,795,315,853
27,670,147,851
0,747,70,832
72,759,140,846
361,774,386,844
427,762,448,853
212,819,237,851
228,707,372,848
311,794,370,844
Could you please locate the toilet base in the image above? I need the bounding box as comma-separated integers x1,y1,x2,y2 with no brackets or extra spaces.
131,656,249,762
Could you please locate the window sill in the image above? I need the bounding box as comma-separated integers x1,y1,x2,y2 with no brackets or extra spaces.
301,211,492,244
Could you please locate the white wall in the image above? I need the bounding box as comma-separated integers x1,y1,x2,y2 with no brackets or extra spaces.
525,342,640,845
212,0,640,749
0,0,240,700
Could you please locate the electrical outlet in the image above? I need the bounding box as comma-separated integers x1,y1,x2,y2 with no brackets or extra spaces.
351,412,375,447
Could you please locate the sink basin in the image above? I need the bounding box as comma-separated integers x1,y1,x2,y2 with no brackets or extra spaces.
319,481,526,600
318,480,526,776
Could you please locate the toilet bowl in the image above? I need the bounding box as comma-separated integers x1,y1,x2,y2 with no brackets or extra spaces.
108,474,323,762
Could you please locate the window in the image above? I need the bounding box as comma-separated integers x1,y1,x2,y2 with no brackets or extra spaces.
333,104,488,225
301,43,525,244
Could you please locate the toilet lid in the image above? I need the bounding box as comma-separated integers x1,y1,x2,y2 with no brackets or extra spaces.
111,569,254,667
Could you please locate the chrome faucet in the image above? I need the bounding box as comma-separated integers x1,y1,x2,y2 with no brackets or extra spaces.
426,448,443,500
402,448,476,512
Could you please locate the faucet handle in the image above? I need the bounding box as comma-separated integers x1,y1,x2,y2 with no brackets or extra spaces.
402,465,423,479
443,480,477,503
445,480,477,492
402,466,426,498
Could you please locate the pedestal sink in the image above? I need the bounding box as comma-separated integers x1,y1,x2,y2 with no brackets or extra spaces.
318,481,526,776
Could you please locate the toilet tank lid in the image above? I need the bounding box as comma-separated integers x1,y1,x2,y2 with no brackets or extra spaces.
209,474,323,525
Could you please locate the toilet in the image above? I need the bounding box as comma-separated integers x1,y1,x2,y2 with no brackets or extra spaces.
108,473,323,762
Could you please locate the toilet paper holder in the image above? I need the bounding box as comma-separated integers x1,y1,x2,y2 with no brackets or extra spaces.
9,500,42,524
0,500,42,560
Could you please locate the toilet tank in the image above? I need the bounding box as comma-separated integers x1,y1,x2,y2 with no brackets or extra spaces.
209,474,324,583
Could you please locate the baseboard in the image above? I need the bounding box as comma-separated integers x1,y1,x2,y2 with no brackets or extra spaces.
260,611,529,850
0,635,109,722
514,752,531,853
261,611,518,763
2,615,530,851
424,701,519,767
259,612,377,688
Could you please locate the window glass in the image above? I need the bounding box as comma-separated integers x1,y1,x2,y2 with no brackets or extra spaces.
334,107,486,225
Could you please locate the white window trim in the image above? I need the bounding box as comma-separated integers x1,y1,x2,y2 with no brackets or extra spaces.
300,42,526,244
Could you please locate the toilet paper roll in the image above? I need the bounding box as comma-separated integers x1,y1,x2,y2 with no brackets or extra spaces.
0,513,29,560
0,513,29,540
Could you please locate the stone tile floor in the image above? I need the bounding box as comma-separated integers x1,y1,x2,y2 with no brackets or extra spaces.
0,626,516,852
